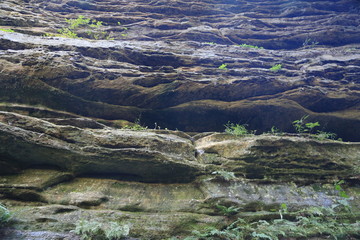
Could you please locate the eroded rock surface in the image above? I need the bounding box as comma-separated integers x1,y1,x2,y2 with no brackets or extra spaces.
0,111,359,239
0,0,360,140
1,0,360,239
0,111,199,183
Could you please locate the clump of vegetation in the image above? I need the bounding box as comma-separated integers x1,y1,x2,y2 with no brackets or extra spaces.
216,204,241,216
182,203,360,240
237,44,264,49
303,37,319,48
122,118,147,131
224,122,254,136
316,131,339,141
225,117,340,141
292,115,341,141
183,157,355,240
218,64,228,70
204,42,216,45
334,180,349,199
266,126,283,136
292,115,320,134
122,123,148,131
212,170,237,181
0,203,11,224
0,29,15,33
269,64,282,72
46,15,115,40
72,219,130,240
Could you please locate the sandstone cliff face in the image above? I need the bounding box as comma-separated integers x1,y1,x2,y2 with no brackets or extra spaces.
1,0,360,239
0,111,360,239
0,0,360,140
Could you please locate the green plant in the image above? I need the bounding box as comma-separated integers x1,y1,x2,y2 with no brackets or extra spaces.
303,37,319,48
316,131,338,141
48,15,114,40
292,115,320,134
72,219,130,240
334,180,349,199
104,222,130,240
224,122,253,136
305,122,320,132
0,203,11,224
212,170,237,181
216,204,241,216
122,123,147,131
218,64,228,70
183,206,360,240
72,220,104,240
237,44,263,49
204,42,216,45
278,203,288,220
122,117,147,131
0,29,15,33
269,64,282,72
267,126,283,135
57,27,79,38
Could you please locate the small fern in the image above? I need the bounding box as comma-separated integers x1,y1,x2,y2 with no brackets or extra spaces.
216,204,241,216
72,219,130,240
0,203,11,224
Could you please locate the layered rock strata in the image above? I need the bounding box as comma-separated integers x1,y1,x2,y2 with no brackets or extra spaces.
0,111,359,239
1,0,360,239
0,0,360,140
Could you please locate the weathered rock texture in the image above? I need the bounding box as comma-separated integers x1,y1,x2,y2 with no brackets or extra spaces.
0,111,360,239
1,0,360,239
0,0,360,140
0,111,199,183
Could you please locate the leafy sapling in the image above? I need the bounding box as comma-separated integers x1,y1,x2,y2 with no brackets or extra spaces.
292,115,320,134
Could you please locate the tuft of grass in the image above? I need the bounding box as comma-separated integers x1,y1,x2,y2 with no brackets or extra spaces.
224,122,254,136
237,43,263,49
122,118,147,131
316,131,338,141
270,64,282,72
122,123,147,131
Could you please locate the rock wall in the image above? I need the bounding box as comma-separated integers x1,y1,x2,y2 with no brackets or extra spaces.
0,111,360,239
0,0,360,140
1,0,360,239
